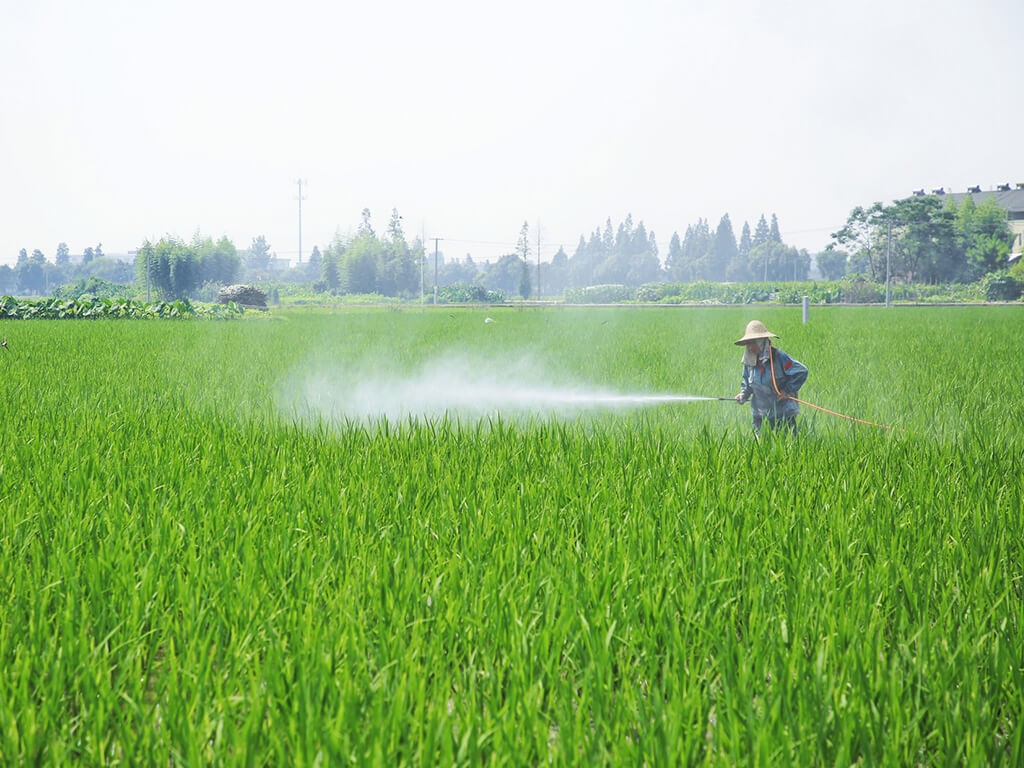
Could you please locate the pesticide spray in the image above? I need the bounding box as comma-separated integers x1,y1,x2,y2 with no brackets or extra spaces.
283,355,726,424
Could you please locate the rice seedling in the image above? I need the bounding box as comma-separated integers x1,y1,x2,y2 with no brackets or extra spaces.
0,307,1020,765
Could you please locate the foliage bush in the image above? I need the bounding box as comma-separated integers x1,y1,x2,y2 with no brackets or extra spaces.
635,283,671,302
194,281,223,303
437,282,506,304
837,273,884,303
564,278,995,305
337,293,400,305
52,276,136,301
979,271,1023,301
0,296,242,320
564,284,635,303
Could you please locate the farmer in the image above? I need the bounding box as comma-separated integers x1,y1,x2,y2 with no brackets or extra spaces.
733,320,808,436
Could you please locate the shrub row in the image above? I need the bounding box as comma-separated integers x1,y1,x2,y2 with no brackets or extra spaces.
563,274,1020,305
437,282,506,304
0,296,244,320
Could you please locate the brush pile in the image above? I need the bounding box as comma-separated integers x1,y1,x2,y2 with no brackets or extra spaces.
216,284,268,309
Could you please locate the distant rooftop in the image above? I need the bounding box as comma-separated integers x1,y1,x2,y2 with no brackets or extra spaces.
908,184,1024,215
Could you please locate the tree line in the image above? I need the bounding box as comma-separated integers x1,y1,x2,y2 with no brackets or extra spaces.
9,192,1017,301
0,243,134,295
825,194,1012,283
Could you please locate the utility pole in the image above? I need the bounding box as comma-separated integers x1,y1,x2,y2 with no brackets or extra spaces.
885,219,892,308
295,179,307,264
536,220,541,300
432,237,443,305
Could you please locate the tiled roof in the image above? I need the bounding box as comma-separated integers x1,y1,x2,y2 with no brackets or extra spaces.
911,187,1024,213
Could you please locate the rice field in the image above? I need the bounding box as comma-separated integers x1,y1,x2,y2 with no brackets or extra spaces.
1,306,1021,765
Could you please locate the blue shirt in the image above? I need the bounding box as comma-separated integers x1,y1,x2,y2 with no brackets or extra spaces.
741,346,808,419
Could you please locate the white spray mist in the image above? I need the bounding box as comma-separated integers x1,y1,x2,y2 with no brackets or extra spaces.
281,352,713,425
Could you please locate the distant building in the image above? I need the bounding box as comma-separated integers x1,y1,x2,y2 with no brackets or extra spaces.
920,184,1024,260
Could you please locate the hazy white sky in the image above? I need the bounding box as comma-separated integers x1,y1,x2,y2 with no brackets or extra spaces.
2,0,1021,266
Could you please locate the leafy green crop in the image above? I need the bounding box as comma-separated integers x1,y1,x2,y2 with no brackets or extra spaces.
566,279,997,305
0,307,1020,765
0,295,243,320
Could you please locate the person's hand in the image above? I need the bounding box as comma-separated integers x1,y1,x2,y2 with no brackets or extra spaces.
778,391,793,401
735,392,747,404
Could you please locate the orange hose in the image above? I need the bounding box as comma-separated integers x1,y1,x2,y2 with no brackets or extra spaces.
766,344,914,434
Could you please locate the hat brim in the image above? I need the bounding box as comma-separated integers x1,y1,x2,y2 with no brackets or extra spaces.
734,331,779,345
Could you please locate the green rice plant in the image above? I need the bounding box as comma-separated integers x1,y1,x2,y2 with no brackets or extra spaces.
0,307,1020,765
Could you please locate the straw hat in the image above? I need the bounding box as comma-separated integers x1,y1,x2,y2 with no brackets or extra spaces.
734,320,779,345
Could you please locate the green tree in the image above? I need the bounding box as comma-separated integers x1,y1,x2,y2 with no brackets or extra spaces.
321,242,342,292
711,214,738,281
519,258,532,299
816,248,848,280
386,209,404,242
31,249,46,263
957,196,1011,280
727,219,753,281
17,248,28,266
546,246,569,297
516,221,531,263
886,196,958,282
135,237,201,299
85,257,133,284
411,237,427,296
602,218,614,253
738,221,752,261
749,240,804,282
632,221,648,256
381,209,416,296
248,235,272,273
681,219,712,281
195,234,241,286
55,242,70,265
752,215,770,250
832,193,1013,284
82,247,95,265
569,234,602,287
769,214,782,243
16,260,46,294
830,204,887,280
0,264,16,294
438,255,478,287
216,236,241,284
340,233,380,294
665,232,685,280
615,214,634,252
358,208,375,238
170,248,199,296
480,254,525,295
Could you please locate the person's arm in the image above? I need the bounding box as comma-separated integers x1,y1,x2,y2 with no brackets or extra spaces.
777,351,808,397
736,365,752,403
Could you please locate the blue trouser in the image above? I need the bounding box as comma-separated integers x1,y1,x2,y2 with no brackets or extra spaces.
752,412,797,437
